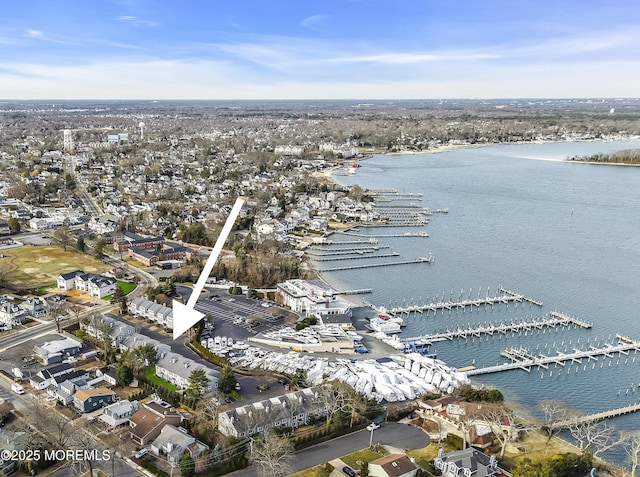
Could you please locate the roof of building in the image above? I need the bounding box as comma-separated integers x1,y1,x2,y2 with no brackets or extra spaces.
370,454,419,477
73,387,116,402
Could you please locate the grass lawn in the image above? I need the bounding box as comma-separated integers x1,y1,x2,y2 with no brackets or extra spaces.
143,366,180,392
290,466,331,477
340,447,388,469
2,245,109,289
118,281,137,294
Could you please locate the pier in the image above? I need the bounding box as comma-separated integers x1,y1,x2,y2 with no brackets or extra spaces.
312,252,400,262
550,402,640,430
465,337,640,376
316,255,433,272
338,288,373,295
401,314,592,345
308,245,391,254
340,231,429,238
388,288,543,316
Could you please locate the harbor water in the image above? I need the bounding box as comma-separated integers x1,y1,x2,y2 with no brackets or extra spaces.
318,141,640,463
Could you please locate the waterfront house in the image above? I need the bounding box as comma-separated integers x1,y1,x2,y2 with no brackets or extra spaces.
433,448,511,477
276,279,352,323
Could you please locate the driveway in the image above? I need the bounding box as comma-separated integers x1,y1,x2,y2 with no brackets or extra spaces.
228,422,430,476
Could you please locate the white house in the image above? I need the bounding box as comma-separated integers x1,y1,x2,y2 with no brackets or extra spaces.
155,352,219,393
57,270,117,298
0,301,25,327
100,400,140,427
150,425,209,464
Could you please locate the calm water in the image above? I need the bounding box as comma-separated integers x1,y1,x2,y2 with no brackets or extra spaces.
319,141,640,462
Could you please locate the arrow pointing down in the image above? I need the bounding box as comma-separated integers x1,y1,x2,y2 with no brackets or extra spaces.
173,197,245,340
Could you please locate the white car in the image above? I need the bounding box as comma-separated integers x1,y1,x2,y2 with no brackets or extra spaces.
134,448,148,459
366,423,380,432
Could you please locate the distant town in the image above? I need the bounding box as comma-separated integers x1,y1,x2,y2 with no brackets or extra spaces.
0,98,638,477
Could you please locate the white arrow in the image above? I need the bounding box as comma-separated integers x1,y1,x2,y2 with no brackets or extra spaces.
173,197,245,340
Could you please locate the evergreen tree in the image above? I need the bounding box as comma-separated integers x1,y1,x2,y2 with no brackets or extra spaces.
180,453,195,477
218,365,237,394
116,364,134,386
186,369,209,400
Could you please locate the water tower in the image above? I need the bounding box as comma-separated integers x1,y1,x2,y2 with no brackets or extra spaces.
139,121,146,140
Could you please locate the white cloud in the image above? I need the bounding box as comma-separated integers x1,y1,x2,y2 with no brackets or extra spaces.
116,15,159,27
300,14,328,31
25,29,44,38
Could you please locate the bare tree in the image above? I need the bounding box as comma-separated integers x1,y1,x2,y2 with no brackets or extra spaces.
192,392,224,435
621,431,640,477
51,225,74,251
47,299,66,333
249,431,294,477
567,418,618,459
317,381,359,427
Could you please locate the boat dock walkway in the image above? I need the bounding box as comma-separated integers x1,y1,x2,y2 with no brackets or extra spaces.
307,246,391,256
338,288,373,295
465,336,640,376
312,252,400,262
401,313,592,345
550,402,640,430
389,288,543,316
316,255,433,272
340,231,429,238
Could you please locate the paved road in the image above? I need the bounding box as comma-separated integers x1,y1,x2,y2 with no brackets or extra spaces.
229,422,430,476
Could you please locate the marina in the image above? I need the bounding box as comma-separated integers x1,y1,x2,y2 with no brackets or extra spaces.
401,312,592,345
387,287,543,316
308,245,391,254
465,335,640,376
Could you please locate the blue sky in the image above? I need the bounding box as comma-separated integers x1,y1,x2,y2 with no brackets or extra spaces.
2,0,639,99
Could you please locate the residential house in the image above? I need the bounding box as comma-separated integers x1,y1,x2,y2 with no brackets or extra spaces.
73,387,117,413
100,400,140,427
368,454,419,477
56,270,117,298
433,448,511,477
29,362,74,390
128,297,173,329
33,336,82,365
50,378,90,406
0,429,30,476
20,297,47,318
218,387,326,438
0,301,24,327
150,425,209,464
155,352,219,393
129,402,183,445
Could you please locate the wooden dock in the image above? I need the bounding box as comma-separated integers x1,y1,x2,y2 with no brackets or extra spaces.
550,402,640,430
312,252,400,262
316,255,433,272
389,288,543,316
466,337,640,376
401,313,592,345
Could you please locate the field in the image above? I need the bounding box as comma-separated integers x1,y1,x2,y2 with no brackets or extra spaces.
0,244,109,290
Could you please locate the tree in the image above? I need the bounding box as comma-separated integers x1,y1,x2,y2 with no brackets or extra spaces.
7,217,20,234
116,364,133,386
192,393,224,435
47,299,66,333
94,238,106,260
180,452,195,477
136,343,159,368
51,225,73,251
218,365,237,394
76,236,86,253
186,369,209,400
249,431,294,477
621,431,640,476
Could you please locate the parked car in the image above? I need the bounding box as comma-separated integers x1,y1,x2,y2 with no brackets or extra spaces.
235,383,241,391
366,423,380,432
342,466,357,477
134,448,148,459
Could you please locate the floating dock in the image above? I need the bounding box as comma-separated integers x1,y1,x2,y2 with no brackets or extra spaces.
388,288,542,316
312,252,400,262
401,313,592,345
465,337,640,376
